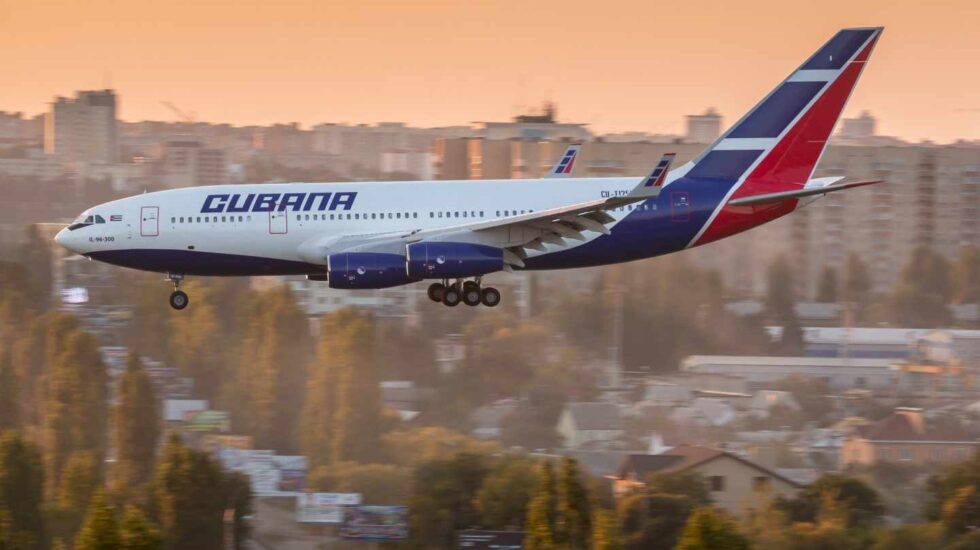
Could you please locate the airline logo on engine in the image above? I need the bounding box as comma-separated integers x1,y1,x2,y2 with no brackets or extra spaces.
201,191,357,213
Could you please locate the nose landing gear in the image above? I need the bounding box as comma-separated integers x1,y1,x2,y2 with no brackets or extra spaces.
426,279,500,308
167,273,188,310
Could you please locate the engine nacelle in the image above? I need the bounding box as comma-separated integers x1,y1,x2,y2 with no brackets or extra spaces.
327,253,418,289
406,242,504,279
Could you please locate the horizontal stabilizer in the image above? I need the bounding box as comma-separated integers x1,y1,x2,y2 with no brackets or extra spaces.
727,180,882,207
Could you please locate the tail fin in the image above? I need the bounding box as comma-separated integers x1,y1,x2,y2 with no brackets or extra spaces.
683,27,883,246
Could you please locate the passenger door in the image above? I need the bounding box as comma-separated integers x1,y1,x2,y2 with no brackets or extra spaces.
269,207,288,235
140,206,159,236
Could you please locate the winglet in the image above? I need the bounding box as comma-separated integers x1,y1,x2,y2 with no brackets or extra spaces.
544,144,581,178
639,153,676,188
621,152,677,201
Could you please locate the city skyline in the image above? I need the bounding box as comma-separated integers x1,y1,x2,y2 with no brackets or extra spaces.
1,0,978,143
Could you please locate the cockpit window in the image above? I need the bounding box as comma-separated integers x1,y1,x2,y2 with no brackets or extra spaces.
68,214,95,231
94,215,106,224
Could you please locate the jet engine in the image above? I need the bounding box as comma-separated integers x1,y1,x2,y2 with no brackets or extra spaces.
327,252,418,289
406,242,504,279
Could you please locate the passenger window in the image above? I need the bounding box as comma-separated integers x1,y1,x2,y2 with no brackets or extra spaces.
413,213,417,218
180,217,185,223
247,216,252,222
171,217,176,223
480,211,484,217
347,214,351,219
463,212,468,218
221,216,226,222
205,217,210,222
197,217,201,222
238,216,243,222
296,215,301,221
330,214,334,220
496,211,500,216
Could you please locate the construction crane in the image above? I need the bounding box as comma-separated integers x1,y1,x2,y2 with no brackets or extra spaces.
160,101,197,123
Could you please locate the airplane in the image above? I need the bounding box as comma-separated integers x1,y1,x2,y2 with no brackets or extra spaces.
55,27,884,311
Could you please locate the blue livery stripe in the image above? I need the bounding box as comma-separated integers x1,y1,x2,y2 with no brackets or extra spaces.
728,82,824,138
801,29,874,70
686,150,763,182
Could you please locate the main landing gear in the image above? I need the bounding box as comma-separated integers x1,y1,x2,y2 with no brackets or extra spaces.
167,273,189,310
427,279,500,308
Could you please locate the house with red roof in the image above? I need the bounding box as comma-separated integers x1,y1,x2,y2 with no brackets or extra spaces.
841,407,978,466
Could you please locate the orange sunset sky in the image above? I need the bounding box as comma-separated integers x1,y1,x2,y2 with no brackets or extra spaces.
1,0,978,142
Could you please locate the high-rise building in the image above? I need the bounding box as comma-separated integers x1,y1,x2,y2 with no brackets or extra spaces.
839,111,877,141
685,108,722,144
157,140,226,187
44,89,118,163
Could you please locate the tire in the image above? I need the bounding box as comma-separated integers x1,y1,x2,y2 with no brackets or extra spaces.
463,281,479,293
442,286,461,307
427,282,445,302
462,286,482,306
481,287,501,307
169,290,189,310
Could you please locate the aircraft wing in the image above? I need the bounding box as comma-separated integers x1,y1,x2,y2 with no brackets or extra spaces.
301,154,677,269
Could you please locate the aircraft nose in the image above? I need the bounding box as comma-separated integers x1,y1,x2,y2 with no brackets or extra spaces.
54,227,75,252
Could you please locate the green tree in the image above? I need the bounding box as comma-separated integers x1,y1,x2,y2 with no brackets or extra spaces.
951,246,979,304
232,286,311,452
766,256,803,354
525,461,558,550
592,507,622,550
114,353,161,491
153,435,226,550
843,252,872,316
168,281,224,401
19,225,52,313
222,471,252,550
816,266,839,303
0,354,18,431
382,427,498,468
119,506,163,550
0,432,44,549
57,450,101,513
617,492,695,550
675,507,750,550
888,247,953,327
127,277,173,363
41,327,108,495
556,457,591,548
75,491,120,550
300,308,383,465
774,474,884,529
475,458,537,530
309,461,411,505
408,453,488,549
645,472,711,506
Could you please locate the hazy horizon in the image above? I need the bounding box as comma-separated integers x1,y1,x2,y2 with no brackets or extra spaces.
2,0,978,142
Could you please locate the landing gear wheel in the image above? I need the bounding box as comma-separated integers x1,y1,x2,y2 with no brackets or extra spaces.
462,285,482,306
427,283,445,303
442,285,462,307
481,287,501,307
169,290,189,310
